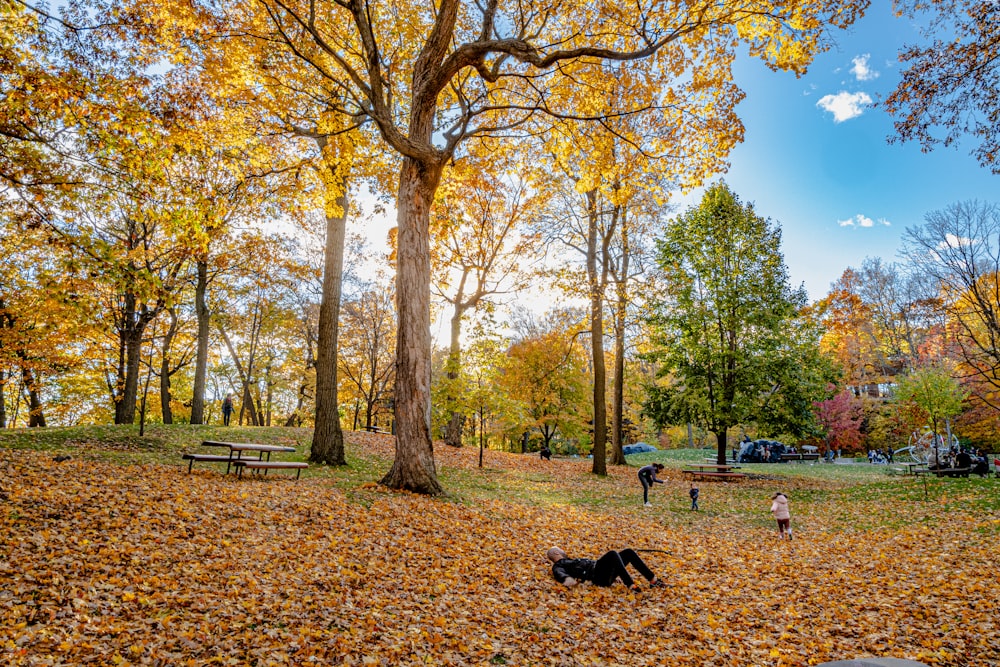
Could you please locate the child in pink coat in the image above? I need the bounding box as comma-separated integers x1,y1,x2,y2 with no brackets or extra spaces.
770,492,792,539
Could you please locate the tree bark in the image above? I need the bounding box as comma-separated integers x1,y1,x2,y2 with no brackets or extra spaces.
0,370,6,428
379,157,444,495
609,216,629,466
443,305,466,447
311,153,349,465
714,427,728,465
116,328,143,425
190,260,210,424
159,307,180,424
586,190,608,476
22,367,46,427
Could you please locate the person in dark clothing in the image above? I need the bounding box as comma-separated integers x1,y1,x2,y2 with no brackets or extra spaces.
637,463,665,506
221,393,234,426
689,484,699,511
539,445,552,461
546,546,664,591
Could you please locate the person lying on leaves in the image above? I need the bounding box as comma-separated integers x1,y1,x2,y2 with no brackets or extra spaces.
546,546,665,592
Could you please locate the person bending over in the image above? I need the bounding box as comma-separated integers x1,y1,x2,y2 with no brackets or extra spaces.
637,463,665,506
546,546,665,591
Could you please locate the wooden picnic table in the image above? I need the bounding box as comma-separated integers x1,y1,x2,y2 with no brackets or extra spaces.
183,441,298,475
687,463,741,470
683,463,746,480
780,453,820,463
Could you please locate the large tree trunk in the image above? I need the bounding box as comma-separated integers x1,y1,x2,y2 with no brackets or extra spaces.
21,367,45,427
586,190,608,476
714,427,728,465
115,328,143,425
379,157,443,495
190,260,210,424
311,154,349,465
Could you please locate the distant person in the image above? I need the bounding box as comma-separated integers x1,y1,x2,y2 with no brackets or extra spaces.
540,445,552,461
546,546,665,591
222,393,234,426
770,492,792,540
637,463,665,507
689,484,700,511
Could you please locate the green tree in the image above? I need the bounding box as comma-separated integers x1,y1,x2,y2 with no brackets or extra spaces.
894,364,968,459
645,183,821,464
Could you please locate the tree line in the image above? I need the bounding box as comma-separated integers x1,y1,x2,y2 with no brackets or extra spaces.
3,0,998,493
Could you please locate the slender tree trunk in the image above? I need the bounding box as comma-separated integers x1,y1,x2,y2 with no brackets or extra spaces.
159,308,179,424
0,370,7,428
217,322,260,425
443,306,466,447
21,367,46,427
609,206,630,465
311,154,349,465
379,157,443,495
610,308,626,465
586,190,608,476
190,260,210,424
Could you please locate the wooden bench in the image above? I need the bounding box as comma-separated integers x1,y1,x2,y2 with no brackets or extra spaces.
683,470,746,480
184,441,297,474
361,425,390,434
781,453,820,463
232,460,309,479
183,453,241,474
926,466,971,478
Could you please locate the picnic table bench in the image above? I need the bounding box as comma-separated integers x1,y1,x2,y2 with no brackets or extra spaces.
926,466,971,478
361,425,391,434
232,460,309,479
683,463,746,480
780,453,820,463
183,441,301,476
684,470,747,480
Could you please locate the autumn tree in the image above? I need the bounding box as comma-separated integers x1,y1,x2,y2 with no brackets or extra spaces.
883,1,1000,172
646,183,822,464
499,310,590,452
901,201,1000,411
338,279,397,432
894,363,968,464
430,153,540,447
813,388,864,456
185,0,867,494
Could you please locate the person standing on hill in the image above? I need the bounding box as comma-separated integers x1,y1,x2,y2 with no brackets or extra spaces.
222,393,234,426
689,484,700,511
637,463,665,506
770,492,792,539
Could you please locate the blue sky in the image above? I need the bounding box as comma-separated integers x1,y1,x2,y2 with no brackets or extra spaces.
694,3,999,301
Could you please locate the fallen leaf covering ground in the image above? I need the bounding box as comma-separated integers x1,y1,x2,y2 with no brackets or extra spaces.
2,433,999,666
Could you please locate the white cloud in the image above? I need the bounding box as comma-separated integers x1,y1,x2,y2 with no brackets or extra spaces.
851,54,879,81
941,233,973,249
817,91,873,122
838,214,891,228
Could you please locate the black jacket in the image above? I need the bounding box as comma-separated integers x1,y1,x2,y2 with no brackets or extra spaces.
552,558,595,584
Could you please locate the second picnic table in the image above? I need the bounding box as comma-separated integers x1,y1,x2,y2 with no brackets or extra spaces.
183,441,305,477
683,463,746,480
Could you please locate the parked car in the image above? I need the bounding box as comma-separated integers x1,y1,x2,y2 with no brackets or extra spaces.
623,442,658,456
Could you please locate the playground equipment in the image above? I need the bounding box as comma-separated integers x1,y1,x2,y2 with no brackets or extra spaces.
894,429,959,465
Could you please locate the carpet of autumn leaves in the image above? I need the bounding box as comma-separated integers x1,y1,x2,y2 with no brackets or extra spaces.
3,434,1000,667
